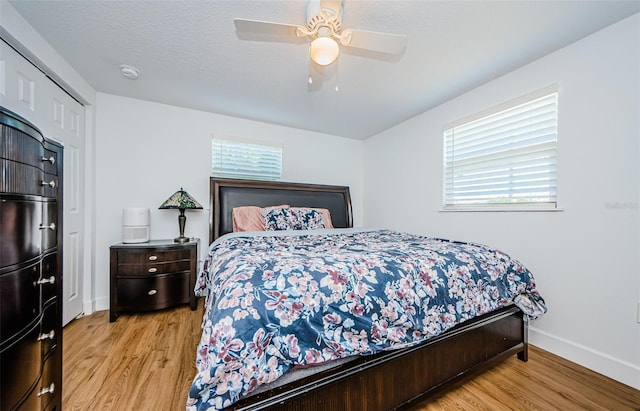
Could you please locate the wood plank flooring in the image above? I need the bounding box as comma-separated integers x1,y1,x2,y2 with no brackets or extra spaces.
62,303,202,410
63,301,640,410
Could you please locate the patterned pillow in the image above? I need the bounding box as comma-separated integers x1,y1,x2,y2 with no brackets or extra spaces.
290,207,334,229
263,208,325,231
232,205,289,232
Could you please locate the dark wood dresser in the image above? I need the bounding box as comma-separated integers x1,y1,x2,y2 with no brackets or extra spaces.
109,239,199,322
0,107,63,410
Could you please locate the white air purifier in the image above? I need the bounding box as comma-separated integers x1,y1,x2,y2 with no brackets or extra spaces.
122,207,150,243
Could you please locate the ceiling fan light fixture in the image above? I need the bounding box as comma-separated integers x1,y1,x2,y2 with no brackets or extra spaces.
309,37,339,66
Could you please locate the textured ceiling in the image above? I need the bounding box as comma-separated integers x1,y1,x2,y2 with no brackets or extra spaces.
7,0,640,139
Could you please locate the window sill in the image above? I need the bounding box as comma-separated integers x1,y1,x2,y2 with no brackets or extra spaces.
439,207,564,213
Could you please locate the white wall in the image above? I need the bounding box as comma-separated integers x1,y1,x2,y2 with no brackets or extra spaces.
94,93,365,310
364,14,640,389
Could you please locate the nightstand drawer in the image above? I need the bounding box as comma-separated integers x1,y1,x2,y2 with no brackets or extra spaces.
117,273,190,310
116,260,191,276
116,249,191,265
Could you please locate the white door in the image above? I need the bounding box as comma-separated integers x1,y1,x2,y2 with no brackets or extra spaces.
46,78,86,326
0,40,86,325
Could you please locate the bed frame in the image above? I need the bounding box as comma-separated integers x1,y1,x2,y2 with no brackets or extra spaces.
209,177,528,411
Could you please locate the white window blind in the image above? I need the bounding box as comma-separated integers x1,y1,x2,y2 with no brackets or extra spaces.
212,138,282,181
443,91,558,210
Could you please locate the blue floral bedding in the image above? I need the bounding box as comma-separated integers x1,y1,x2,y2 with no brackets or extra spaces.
187,229,546,410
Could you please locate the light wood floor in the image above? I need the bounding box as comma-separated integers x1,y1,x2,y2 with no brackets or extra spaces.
63,301,640,410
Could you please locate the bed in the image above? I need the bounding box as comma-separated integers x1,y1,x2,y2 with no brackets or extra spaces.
188,177,546,411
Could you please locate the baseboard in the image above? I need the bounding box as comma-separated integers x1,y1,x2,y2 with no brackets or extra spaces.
95,295,109,312
82,300,94,317
529,326,640,390
82,296,109,316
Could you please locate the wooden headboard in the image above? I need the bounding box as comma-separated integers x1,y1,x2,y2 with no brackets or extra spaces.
209,177,353,243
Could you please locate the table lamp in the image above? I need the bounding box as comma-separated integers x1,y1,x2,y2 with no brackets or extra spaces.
159,188,202,243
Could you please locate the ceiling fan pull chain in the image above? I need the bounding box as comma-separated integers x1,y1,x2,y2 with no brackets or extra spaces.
335,58,340,92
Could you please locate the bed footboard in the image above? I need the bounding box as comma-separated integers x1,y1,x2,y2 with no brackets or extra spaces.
226,305,526,411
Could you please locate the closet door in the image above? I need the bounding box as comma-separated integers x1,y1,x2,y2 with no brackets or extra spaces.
42,77,85,326
0,40,86,324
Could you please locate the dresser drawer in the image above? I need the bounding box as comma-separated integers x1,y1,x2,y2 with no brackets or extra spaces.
39,346,60,408
1,123,44,162
14,365,57,411
0,198,41,268
0,262,40,340
0,319,42,410
0,125,58,174
117,273,190,310
0,159,59,197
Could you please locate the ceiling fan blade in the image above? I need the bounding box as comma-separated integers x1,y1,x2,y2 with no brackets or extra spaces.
234,18,305,37
341,29,407,55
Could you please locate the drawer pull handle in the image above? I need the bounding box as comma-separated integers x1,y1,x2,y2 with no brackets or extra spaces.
39,222,56,231
148,289,157,296
148,267,158,273
37,276,56,285
148,255,158,261
41,180,56,188
38,330,56,341
38,383,55,397
41,155,56,165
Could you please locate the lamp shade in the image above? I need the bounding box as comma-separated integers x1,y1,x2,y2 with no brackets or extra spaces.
309,37,339,66
159,188,203,210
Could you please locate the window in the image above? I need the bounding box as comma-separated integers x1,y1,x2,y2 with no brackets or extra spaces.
211,138,282,181
443,88,558,210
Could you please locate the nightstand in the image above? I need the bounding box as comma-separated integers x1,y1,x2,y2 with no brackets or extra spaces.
109,238,199,322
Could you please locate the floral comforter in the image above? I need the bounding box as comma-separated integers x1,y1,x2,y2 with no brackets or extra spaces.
187,228,546,410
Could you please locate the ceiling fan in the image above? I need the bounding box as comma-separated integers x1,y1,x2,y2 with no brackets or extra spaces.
234,0,408,67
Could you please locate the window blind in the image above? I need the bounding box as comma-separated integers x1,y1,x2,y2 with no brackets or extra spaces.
443,91,558,209
212,138,282,181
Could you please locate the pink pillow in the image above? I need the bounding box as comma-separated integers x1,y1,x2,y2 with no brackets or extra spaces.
290,207,334,229
232,205,289,232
